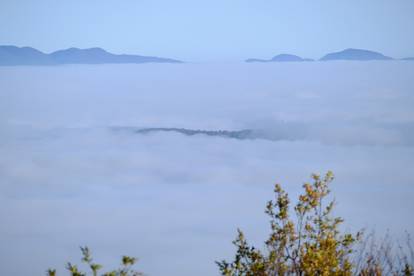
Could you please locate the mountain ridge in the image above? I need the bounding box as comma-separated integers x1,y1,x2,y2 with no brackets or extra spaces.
246,54,313,63
320,48,393,61
0,45,183,65
2,45,412,64
246,49,403,62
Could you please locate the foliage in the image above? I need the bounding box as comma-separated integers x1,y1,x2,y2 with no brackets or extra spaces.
47,247,142,276
217,171,413,276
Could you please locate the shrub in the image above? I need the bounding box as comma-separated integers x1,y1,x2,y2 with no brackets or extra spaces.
47,246,142,276
217,172,413,276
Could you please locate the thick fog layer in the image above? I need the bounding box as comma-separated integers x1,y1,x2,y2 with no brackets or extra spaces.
1,62,414,275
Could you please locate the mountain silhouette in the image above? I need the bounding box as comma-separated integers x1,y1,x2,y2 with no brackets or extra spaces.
0,46,54,65
246,54,313,63
0,45,182,65
320,48,393,61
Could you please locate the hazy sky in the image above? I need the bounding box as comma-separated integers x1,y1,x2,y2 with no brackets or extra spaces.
1,0,413,61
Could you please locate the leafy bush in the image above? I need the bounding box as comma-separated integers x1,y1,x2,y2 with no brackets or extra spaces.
47,246,142,276
217,171,414,276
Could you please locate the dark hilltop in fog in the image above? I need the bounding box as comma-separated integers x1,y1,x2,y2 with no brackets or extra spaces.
0,45,183,65
113,127,256,140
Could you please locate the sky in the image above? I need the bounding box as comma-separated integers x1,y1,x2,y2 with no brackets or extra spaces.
1,0,414,61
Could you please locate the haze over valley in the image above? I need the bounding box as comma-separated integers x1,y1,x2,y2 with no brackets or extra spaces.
1,61,414,275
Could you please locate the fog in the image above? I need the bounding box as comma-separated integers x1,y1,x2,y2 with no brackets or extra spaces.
1,62,414,275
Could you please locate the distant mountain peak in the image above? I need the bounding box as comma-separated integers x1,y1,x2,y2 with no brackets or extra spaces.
58,47,107,52
0,45,183,65
246,53,313,63
1,45,43,53
0,45,54,65
271,54,307,62
320,48,393,61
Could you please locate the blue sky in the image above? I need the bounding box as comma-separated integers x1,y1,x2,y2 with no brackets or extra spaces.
1,0,413,61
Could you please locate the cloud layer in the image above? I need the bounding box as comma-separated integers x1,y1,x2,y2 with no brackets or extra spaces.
0,62,414,275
